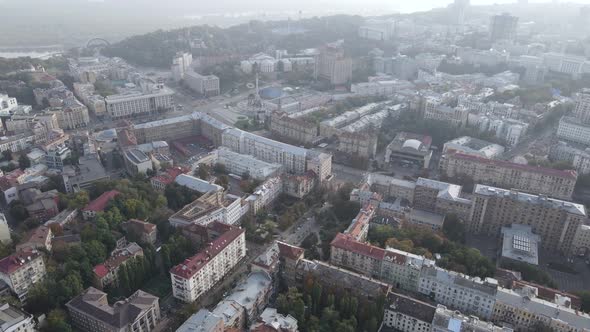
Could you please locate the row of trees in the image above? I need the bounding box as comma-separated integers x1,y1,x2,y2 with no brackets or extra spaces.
277,276,384,332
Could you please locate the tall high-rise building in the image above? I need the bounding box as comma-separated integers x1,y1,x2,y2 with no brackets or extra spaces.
489,13,518,41
572,89,590,124
454,0,470,26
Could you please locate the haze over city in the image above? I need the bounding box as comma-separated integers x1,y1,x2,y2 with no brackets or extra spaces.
0,0,590,331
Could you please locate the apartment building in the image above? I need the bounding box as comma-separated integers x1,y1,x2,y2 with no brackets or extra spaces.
170,224,246,302
222,128,308,174
572,224,590,256
0,303,36,332
0,213,11,245
440,152,577,200
418,264,498,320
489,13,518,41
306,151,333,184
413,178,472,220
366,173,416,202
0,134,33,153
245,177,283,215
215,147,282,180
168,191,242,227
93,242,144,289
550,141,590,174
423,97,469,127
62,155,110,194
382,291,436,332
433,305,511,332
184,71,220,96
270,112,318,145
45,103,90,130
469,185,586,254
105,86,174,119
283,172,317,199
557,116,590,146
493,285,590,332
67,287,160,332
330,233,431,292
0,250,47,301
337,131,378,159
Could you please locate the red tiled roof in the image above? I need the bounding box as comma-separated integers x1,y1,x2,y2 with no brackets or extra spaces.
83,190,120,212
0,250,42,274
449,152,578,179
170,226,244,279
94,264,109,278
383,250,408,265
151,167,187,186
330,233,385,260
0,169,25,191
346,203,376,239
277,241,304,260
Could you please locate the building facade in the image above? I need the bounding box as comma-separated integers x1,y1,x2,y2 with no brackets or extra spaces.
440,152,577,200
469,185,586,254
0,250,46,301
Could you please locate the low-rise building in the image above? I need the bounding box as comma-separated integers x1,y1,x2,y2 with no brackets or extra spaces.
500,224,540,266
283,172,316,199
440,152,577,200
122,219,157,245
556,116,590,145
413,178,472,220
252,308,298,332
442,136,505,159
150,167,186,191
366,173,415,202
245,177,283,215
16,225,53,252
0,249,46,301
0,303,36,332
62,155,109,194
385,132,433,168
124,149,153,175
176,309,224,332
550,141,590,174
171,224,246,302
337,131,378,159
220,272,272,326
93,242,143,289
0,213,11,245
408,209,445,231
175,174,223,194
44,145,71,170
66,287,160,332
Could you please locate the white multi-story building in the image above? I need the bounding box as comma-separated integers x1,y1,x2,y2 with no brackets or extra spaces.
171,224,246,302
215,147,282,180
222,128,307,174
184,71,220,96
557,116,590,146
105,85,174,119
171,52,193,81
0,94,18,116
168,191,242,227
418,264,498,320
351,80,415,97
433,305,511,332
550,141,590,174
0,213,11,245
0,250,47,302
0,303,36,332
543,52,590,78
0,134,33,153
245,177,283,215
45,145,71,170
572,88,590,124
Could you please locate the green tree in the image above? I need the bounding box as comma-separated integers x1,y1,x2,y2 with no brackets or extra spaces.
44,309,73,332
18,154,30,170
1,150,12,162
8,201,28,222
118,264,131,294
443,214,466,243
196,163,210,180
82,240,107,266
